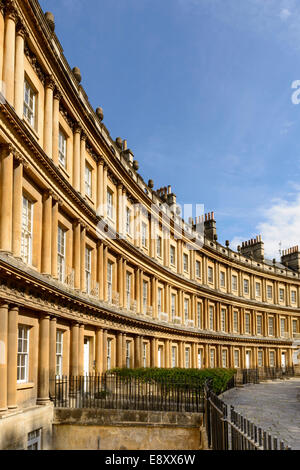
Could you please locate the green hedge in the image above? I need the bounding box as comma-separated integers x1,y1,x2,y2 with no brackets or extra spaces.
110,367,236,394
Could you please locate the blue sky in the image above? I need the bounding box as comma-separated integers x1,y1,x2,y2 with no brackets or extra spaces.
39,0,300,259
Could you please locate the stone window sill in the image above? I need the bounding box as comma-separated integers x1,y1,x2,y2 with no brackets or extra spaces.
17,382,34,391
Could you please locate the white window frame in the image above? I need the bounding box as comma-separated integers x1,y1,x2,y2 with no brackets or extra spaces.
209,306,214,331
280,318,286,337
220,271,225,288
221,308,226,332
143,281,148,314
126,341,131,368
245,313,251,334
197,303,201,329
232,275,237,292
269,351,275,367
107,339,112,370
185,348,190,369
107,190,113,220
196,261,201,278
126,272,131,309
183,253,188,272
233,310,239,332
184,299,189,322
171,294,176,321
24,79,36,128
268,317,274,336
291,291,297,304
157,287,162,314
171,346,176,368
126,207,131,235
56,330,63,377
210,349,215,368
208,266,213,283
279,288,285,302
27,429,41,450
85,246,92,294
244,279,249,295
17,325,30,383
256,315,262,335
59,129,67,168
267,285,273,299
57,225,66,283
21,196,33,265
107,262,113,303
141,222,147,248
222,350,227,368
143,343,147,368
255,282,261,297
258,350,263,367
85,163,92,198
234,350,239,368
170,245,176,265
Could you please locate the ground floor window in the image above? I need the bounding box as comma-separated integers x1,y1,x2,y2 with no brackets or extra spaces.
27,429,41,450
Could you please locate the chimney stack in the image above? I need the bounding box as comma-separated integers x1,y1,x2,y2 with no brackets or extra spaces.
240,235,264,262
204,212,217,241
281,246,300,272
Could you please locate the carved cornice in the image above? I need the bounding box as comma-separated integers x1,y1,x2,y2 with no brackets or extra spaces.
24,41,45,84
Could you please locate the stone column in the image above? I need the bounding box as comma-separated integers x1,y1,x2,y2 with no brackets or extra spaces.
73,123,81,191
0,144,14,252
49,316,57,399
192,343,197,368
122,188,127,236
103,165,108,218
51,197,59,279
14,23,26,116
73,220,81,290
12,154,24,258
0,304,8,412
7,305,18,409
117,333,123,368
41,191,52,275
71,323,79,376
96,160,104,216
52,88,62,166
80,132,87,196
123,259,127,308
102,330,108,373
3,4,17,106
95,328,103,375
134,336,141,368
165,339,170,368
80,224,86,292
37,314,50,404
122,334,127,368
78,324,84,375
44,75,55,158
0,4,5,83
151,337,156,367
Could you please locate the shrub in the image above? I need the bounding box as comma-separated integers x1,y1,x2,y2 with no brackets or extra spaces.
110,367,236,394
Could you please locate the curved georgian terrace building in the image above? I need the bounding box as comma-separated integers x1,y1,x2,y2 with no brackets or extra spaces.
0,0,299,449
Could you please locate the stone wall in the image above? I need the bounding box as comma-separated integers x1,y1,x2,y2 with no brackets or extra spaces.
52,409,207,450
0,404,53,450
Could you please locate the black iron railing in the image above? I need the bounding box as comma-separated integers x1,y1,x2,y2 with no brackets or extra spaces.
242,366,295,385
204,366,295,450
52,373,204,413
204,383,291,450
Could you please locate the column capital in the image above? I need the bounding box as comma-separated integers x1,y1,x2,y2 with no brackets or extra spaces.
16,20,28,39
73,218,81,229
43,188,54,202
14,151,29,169
98,158,105,167
54,87,62,101
1,143,15,157
74,121,82,134
5,1,18,22
80,131,87,142
45,74,56,90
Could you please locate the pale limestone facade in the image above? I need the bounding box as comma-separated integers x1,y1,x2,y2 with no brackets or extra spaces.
0,0,299,449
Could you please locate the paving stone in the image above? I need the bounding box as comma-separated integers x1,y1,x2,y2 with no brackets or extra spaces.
220,378,300,449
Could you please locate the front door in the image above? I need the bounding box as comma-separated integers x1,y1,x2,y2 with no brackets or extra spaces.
83,338,90,392
245,351,251,369
281,352,286,370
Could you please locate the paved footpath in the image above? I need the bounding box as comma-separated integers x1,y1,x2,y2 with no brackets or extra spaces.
220,378,300,450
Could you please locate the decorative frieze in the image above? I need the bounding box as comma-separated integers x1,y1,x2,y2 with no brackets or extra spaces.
24,41,45,84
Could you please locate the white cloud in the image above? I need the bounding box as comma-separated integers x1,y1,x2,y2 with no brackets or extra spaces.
231,191,300,260
280,8,291,21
